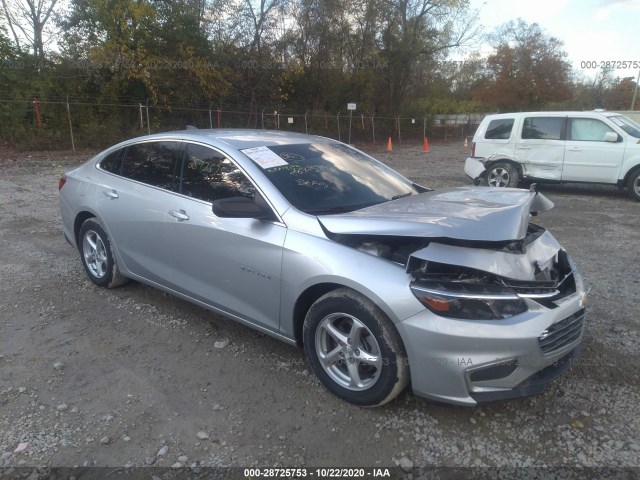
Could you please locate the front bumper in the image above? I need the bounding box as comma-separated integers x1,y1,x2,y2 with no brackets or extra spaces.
464,157,486,182
396,273,586,406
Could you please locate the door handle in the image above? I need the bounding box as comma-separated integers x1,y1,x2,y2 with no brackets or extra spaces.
103,189,119,199
567,147,582,152
516,145,531,149
169,209,190,221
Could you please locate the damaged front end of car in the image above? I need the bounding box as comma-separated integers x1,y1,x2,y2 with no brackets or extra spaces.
406,224,579,321
318,188,586,405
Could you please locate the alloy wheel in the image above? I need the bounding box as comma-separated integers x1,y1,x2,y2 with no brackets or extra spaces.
82,230,108,279
487,167,510,187
315,313,383,391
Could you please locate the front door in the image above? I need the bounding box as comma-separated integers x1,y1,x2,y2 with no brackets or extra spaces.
164,142,286,332
562,117,626,183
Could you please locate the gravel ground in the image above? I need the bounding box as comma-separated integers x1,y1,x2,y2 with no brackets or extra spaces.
0,143,639,475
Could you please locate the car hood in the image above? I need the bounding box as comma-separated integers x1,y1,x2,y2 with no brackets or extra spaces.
318,187,554,242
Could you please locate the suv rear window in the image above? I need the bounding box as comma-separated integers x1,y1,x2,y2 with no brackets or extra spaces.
522,117,565,140
485,119,514,139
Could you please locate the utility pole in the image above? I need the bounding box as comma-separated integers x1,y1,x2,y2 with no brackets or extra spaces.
630,69,640,111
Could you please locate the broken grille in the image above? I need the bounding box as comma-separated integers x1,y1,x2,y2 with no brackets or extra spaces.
538,309,585,355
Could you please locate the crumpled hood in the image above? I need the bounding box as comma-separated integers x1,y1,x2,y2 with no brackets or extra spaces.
318,187,554,242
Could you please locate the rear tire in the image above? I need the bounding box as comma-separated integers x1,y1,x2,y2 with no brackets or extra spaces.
302,288,409,406
485,162,520,188
78,218,128,288
627,169,640,202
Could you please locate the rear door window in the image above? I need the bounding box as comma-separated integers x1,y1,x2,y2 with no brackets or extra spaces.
522,117,565,140
120,142,181,191
485,119,514,139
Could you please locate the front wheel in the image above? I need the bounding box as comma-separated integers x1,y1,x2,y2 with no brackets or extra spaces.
303,288,409,406
485,162,520,188
627,169,640,202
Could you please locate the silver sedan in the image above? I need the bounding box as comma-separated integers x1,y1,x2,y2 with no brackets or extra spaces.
58,130,587,406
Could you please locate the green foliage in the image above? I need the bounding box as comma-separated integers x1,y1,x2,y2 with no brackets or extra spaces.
7,1,635,149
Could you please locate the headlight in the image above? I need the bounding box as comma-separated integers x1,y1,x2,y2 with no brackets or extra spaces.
410,282,527,320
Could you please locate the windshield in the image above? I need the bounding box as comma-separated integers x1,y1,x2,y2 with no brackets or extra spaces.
242,142,417,214
610,115,640,138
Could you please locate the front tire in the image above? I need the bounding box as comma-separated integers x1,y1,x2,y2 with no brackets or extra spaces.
627,169,640,202
302,288,409,406
485,161,520,188
78,218,128,288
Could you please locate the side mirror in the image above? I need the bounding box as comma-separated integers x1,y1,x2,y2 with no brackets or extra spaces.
212,197,268,219
604,132,619,143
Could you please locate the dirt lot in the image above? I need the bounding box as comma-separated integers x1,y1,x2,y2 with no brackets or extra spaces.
0,142,639,475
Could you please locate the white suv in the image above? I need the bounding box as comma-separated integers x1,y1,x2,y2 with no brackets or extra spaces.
464,111,640,201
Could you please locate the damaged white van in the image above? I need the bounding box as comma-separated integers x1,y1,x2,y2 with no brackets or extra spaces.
464,111,640,201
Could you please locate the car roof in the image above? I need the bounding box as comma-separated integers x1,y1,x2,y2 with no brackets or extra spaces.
127,129,333,150
483,111,623,119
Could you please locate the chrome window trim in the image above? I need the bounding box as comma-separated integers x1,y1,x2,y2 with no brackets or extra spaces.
94,138,286,225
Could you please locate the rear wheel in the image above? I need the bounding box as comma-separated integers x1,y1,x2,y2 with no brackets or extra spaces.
627,169,640,202
485,162,520,188
78,218,128,288
302,288,409,406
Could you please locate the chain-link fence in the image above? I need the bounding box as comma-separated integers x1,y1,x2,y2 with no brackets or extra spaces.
0,98,490,150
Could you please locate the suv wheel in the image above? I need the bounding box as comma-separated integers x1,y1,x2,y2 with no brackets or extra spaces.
627,169,640,202
485,162,520,188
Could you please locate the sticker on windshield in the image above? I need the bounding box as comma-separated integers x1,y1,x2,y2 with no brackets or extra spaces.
241,146,289,169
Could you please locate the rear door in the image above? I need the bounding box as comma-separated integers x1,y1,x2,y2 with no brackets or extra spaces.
562,117,625,183
515,116,566,180
164,142,286,332
96,141,181,283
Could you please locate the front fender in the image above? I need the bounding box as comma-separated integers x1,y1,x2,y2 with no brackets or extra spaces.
279,230,425,338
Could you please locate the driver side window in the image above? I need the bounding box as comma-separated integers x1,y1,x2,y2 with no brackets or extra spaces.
569,118,616,142
180,143,256,203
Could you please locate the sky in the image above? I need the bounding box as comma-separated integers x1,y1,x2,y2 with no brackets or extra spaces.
467,0,640,81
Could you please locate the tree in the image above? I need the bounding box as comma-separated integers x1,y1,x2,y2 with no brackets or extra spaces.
378,0,480,113
1,0,59,60
604,76,637,110
472,19,572,111
59,0,230,105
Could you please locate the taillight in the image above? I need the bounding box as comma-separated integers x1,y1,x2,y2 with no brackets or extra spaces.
471,142,476,157
58,175,67,190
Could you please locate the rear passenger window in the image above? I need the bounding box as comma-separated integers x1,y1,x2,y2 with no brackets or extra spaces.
180,143,256,203
99,149,124,174
120,142,181,191
485,119,514,139
522,117,564,140
569,118,616,141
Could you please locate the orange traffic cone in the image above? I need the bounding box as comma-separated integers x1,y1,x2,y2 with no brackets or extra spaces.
423,136,429,153
463,137,468,154
386,136,393,152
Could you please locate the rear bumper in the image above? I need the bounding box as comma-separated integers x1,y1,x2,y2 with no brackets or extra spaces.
464,157,486,181
59,193,77,248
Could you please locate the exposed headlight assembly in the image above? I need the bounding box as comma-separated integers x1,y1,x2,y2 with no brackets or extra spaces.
410,282,527,320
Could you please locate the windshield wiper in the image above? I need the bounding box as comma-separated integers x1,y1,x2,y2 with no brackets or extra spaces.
306,202,380,215
391,192,413,200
